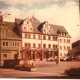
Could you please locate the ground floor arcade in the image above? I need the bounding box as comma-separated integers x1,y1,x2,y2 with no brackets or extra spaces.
22,48,58,61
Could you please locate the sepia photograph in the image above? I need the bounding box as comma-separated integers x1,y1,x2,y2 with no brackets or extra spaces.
0,0,80,79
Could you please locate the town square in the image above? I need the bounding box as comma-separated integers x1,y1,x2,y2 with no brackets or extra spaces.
0,0,80,79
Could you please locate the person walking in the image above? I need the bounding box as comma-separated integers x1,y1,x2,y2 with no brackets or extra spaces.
56,56,59,64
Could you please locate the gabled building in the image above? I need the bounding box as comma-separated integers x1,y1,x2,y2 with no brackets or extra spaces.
0,15,72,65
0,16,22,66
15,16,72,60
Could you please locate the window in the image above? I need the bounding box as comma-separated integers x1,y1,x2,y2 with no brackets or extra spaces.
38,44,41,48
30,28,32,31
64,46,66,50
60,39,62,43
43,35,46,40
62,32,64,36
33,34,35,39
48,44,51,48
38,35,41,39
64,39,66,43
27,34,31,39
3,54,7,59
3,42,5,46
24,27,26,30
27,21,29,24
25,43,27,47
48,30,50,33
6,42,8,46
13,41,19,47
67,46,70,50
53,37,57,41
13,42,15,47
25,34,27,38
33,43,36,48
55,45,57,49
15,42,16,47
3,42,8,47
60,46,62,50
43,44,46,48
53,45,55,49
48,36,51,40
53,45,57,50
65,33,66,36
28,43,31,48
67,39,70,43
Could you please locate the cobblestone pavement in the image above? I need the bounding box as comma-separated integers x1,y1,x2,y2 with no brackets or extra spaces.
0,61,80,78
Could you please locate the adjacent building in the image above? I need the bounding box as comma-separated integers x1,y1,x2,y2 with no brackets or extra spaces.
68,40,80,57
0,16,22,66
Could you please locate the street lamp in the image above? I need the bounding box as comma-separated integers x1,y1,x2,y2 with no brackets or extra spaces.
0,12,11,66
57,29,61,64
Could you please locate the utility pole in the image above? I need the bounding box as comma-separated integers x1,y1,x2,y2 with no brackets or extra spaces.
0,12,10,66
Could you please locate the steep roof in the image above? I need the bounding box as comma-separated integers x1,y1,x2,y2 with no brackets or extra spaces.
5,21,21,38
14,17,71,37
72,40,80,48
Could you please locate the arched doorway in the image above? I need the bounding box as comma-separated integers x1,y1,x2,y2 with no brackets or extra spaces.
36,52,40,60
23,50,31,60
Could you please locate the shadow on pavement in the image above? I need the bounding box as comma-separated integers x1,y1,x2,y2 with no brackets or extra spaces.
17,76,80,79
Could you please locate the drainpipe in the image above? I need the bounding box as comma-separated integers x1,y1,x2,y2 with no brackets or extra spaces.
0,28,2,66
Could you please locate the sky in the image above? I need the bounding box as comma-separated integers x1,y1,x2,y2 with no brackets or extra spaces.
0,0,79,43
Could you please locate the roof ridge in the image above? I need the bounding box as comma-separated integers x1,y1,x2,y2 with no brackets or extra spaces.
49,23,64,27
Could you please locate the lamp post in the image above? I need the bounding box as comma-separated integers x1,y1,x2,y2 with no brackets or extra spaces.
56,30,61,64
0,12,11,66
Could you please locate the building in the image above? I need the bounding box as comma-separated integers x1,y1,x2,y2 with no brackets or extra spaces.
0,16,22,66
68,40,80,57
0,15,72,64
15,16,72,60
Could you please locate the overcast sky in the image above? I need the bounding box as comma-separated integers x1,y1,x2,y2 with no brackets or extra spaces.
0,0,79,43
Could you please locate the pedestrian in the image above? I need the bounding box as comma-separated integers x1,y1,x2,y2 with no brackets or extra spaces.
56,57,59,64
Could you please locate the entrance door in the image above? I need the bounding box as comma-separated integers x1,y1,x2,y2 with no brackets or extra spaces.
14,54,18,59
36,53,40,59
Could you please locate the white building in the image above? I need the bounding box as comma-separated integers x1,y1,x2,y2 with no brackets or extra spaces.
15,16,72,60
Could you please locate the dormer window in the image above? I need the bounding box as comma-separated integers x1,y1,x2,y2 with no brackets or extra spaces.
22,17,33,32
43,29,45,33
48,30,50,33
62,32,64,36
65,33,66,36
27,21,29,24
42,21,51,34
24,27,26,30
30,28,32,31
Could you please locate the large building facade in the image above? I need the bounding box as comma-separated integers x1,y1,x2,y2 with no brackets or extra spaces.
15,16,72,61
0,15,72,65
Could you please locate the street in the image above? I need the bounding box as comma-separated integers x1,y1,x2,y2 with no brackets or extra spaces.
0,61,80,78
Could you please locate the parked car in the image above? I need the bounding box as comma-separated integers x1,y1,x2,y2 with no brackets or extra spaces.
47,57,54,62
15,63,37,71
76,55,80,61
54,56,58,61
66,56,76,61
59,56,76,61
60,57,65,61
